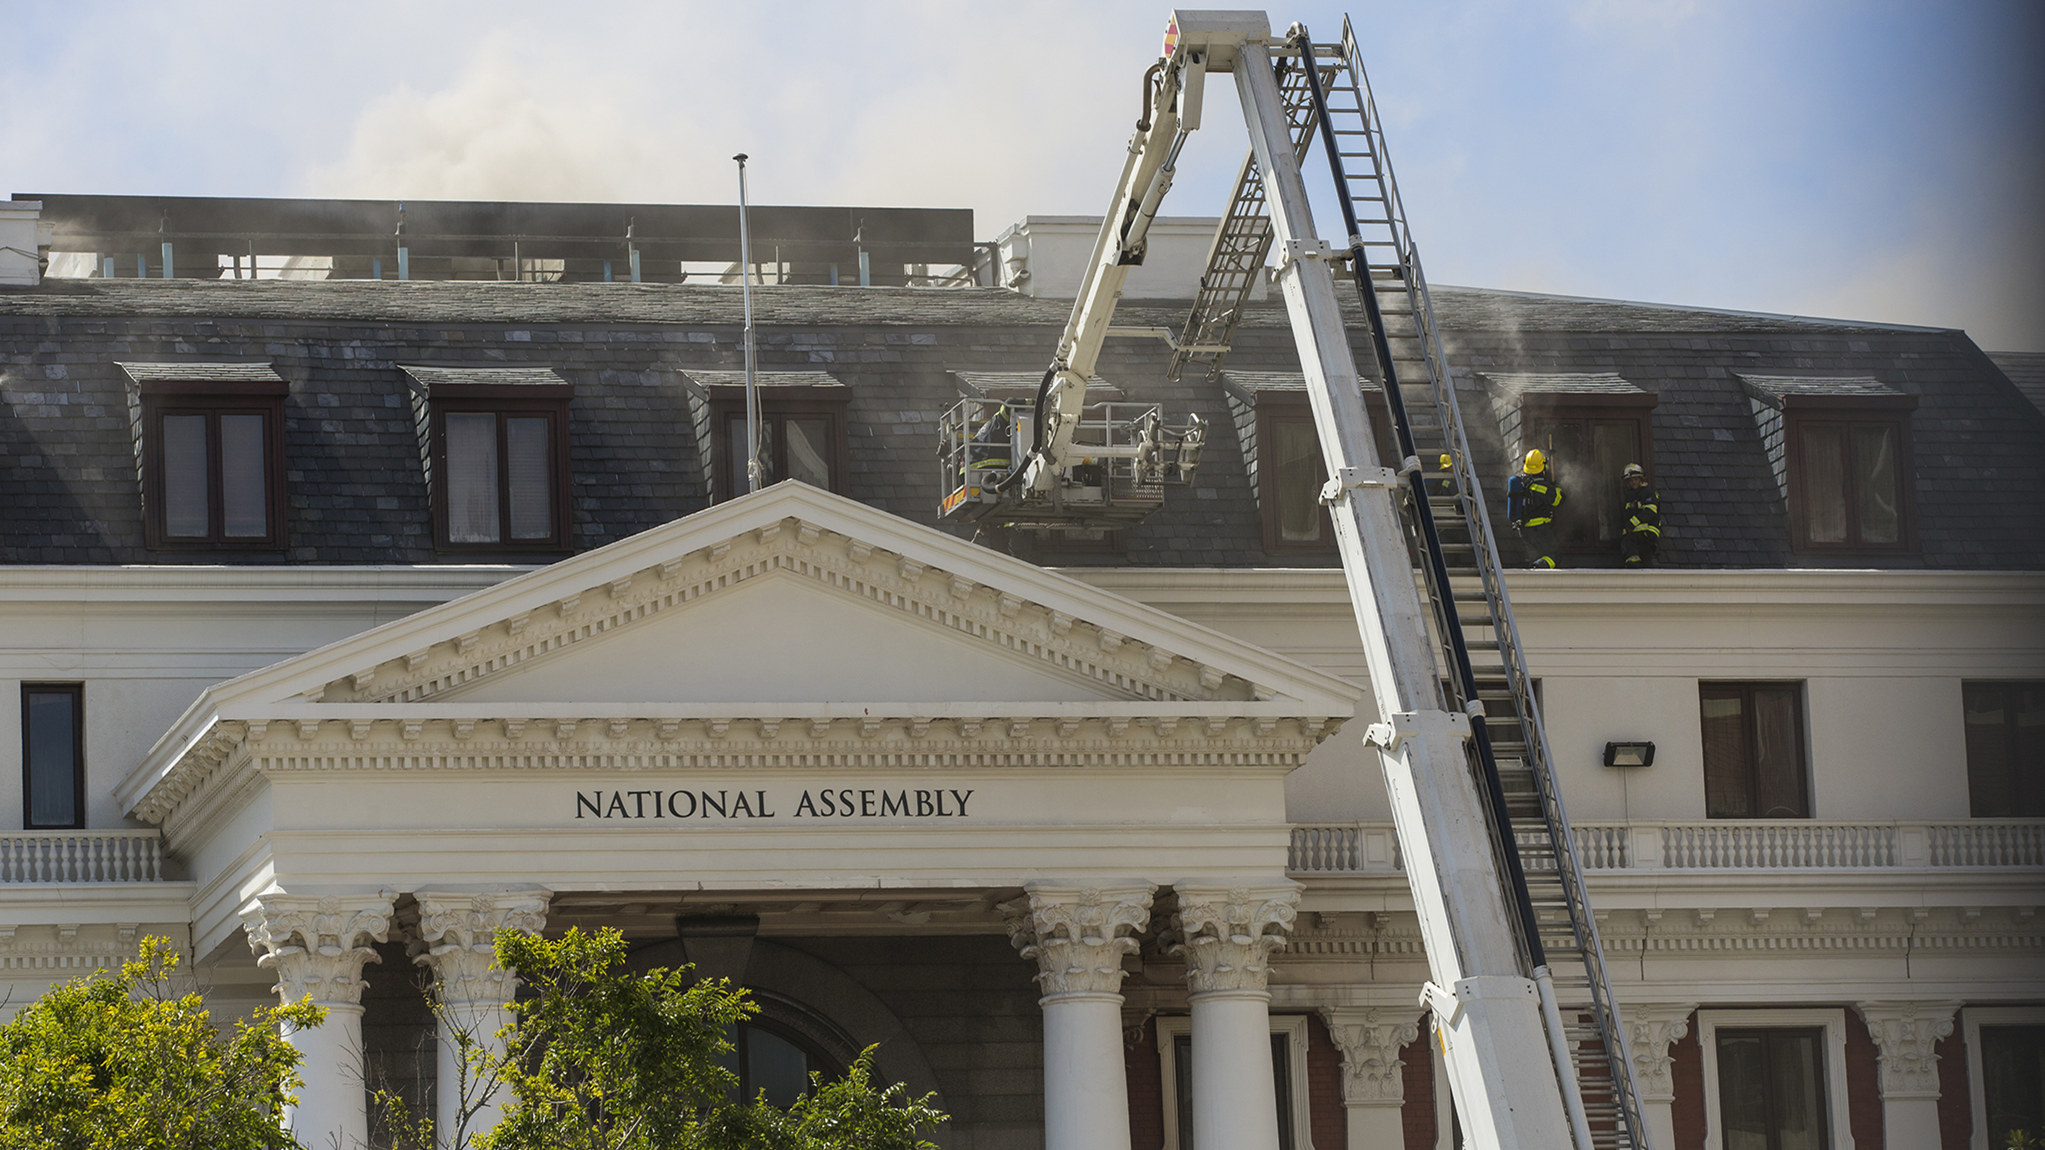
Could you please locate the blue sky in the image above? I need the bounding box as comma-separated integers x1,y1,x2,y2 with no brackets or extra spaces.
7,0,2041,350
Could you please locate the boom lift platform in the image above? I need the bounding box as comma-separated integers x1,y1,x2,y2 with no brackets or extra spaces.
962,11,1652,1149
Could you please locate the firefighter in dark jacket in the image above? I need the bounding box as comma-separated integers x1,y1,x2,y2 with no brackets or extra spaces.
1506,448,1562,568
1620,462,1661,566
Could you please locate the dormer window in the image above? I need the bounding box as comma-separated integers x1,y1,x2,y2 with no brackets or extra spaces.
402,366,574,553
1742,375,1917,554
1223,371,1396,556
119,362,288,549
680,371,851,502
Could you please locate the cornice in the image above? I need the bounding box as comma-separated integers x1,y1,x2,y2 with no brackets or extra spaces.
317,524,1267,708
1068,567,2045,612
132,710,1339,825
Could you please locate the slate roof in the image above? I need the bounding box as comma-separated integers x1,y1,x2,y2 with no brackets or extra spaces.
400,365,571,391
1738,374,1908,406
1989,352,2045,418
117,360,285,385
1,277,2039,570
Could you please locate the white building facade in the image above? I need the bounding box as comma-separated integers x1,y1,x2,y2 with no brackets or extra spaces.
1,196,2041,1149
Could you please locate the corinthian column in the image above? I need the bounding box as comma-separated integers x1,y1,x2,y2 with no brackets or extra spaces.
1007,882,1155,1150
1169,881,1301,1150
1622,1004,1696,1150
1856,999,1963,1150
412,888,552,1142
242,891,396,1150
1320,1007,1422,1150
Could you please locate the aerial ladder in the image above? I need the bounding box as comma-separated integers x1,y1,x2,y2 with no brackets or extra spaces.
944,11,1652,1149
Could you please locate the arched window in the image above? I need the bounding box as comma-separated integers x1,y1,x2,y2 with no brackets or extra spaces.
724,991,859,1108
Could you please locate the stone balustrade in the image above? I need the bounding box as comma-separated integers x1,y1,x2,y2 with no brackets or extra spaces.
0,830,166,883
1289,818,2045,874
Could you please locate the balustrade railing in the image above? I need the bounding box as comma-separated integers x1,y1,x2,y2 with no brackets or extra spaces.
1290,819,2045,875
0,831,166,883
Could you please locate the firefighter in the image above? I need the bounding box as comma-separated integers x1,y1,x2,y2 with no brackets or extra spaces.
1620,462,1661,567
1506,448,1562,568
1426,452,1457,496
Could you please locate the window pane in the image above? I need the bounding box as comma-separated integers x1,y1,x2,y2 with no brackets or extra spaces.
1852,425,1899,544
445,413,500,543
1271,1033,1295,1150
1767,1030,1827,1150
1967,682,2045,817
1800,427,1847,544
1751,685,1808,818
161,414,210,538
1590,420,1640,544
25,689,79,827
745,1026,812,1109
1701,690,1753,818
1716,1032,1771,1150
1174,1033,1195,1150
1543,420,1593,547
218,414,269,538
1271,418,1324,544
505,416,554,541
1982,1025,2045,1150
784,417,832,488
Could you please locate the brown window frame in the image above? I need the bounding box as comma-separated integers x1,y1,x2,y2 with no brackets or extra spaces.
1963,680,2045,818
21,683,85,830
139,380,288,550
1516,394,1658,556
1255,393,1397,556
1783,396,1917,554
1700,681,1812,819
709,392,851,502
428,389,574,554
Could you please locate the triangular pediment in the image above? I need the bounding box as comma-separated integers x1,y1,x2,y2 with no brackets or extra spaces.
186,483,1359,714
121,484,1362,821
442,568,1123,706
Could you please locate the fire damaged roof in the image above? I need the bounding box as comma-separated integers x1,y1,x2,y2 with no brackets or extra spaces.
0,278,2039,569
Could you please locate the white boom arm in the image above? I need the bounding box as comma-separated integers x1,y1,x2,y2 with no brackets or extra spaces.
1016,17,1213,493
1043,11,1592,1148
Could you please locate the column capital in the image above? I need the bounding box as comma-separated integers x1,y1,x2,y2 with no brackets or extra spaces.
412,888,553,1006
1005,882,1155,998
1168,881,1301,996
1621,1003,1697,1105
241,891,395,1006
1318,1006,1421,1105
1855,999,1962,1100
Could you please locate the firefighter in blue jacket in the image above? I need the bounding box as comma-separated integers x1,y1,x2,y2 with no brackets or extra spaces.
1507,448,1562,568
1620,462,1661,566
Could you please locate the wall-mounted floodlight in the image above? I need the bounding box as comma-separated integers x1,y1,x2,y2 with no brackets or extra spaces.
1603,741,1656,768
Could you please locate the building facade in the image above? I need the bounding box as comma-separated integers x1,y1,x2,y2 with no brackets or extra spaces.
1,196,2042,1149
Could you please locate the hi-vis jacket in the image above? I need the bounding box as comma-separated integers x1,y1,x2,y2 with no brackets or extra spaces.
1623,485,1662,538
1507,471,1562,526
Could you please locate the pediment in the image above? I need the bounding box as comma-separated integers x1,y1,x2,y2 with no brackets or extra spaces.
187,483,1359,716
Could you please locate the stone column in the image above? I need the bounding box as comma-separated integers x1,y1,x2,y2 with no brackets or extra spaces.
1319,1007,1422,1150
1169,882,1301,1150
1007,882,1155,1150
1856,999,1962,1150
1622,1003,1696,1150
413,888,552,1142
242,892,396,1150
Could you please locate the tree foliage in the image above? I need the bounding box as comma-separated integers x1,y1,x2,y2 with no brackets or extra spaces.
465,927,947,1150
0,936,321,1150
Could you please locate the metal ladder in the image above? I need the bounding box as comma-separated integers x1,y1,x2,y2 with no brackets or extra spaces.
1168,53,1329,386
1188,22,1653,1149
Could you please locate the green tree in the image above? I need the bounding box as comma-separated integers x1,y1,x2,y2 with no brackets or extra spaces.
429,926,946,1150
0,936,322,1150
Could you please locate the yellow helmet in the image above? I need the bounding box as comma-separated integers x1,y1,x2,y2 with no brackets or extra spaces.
1438,453,1452,470
1523,448,1547,474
